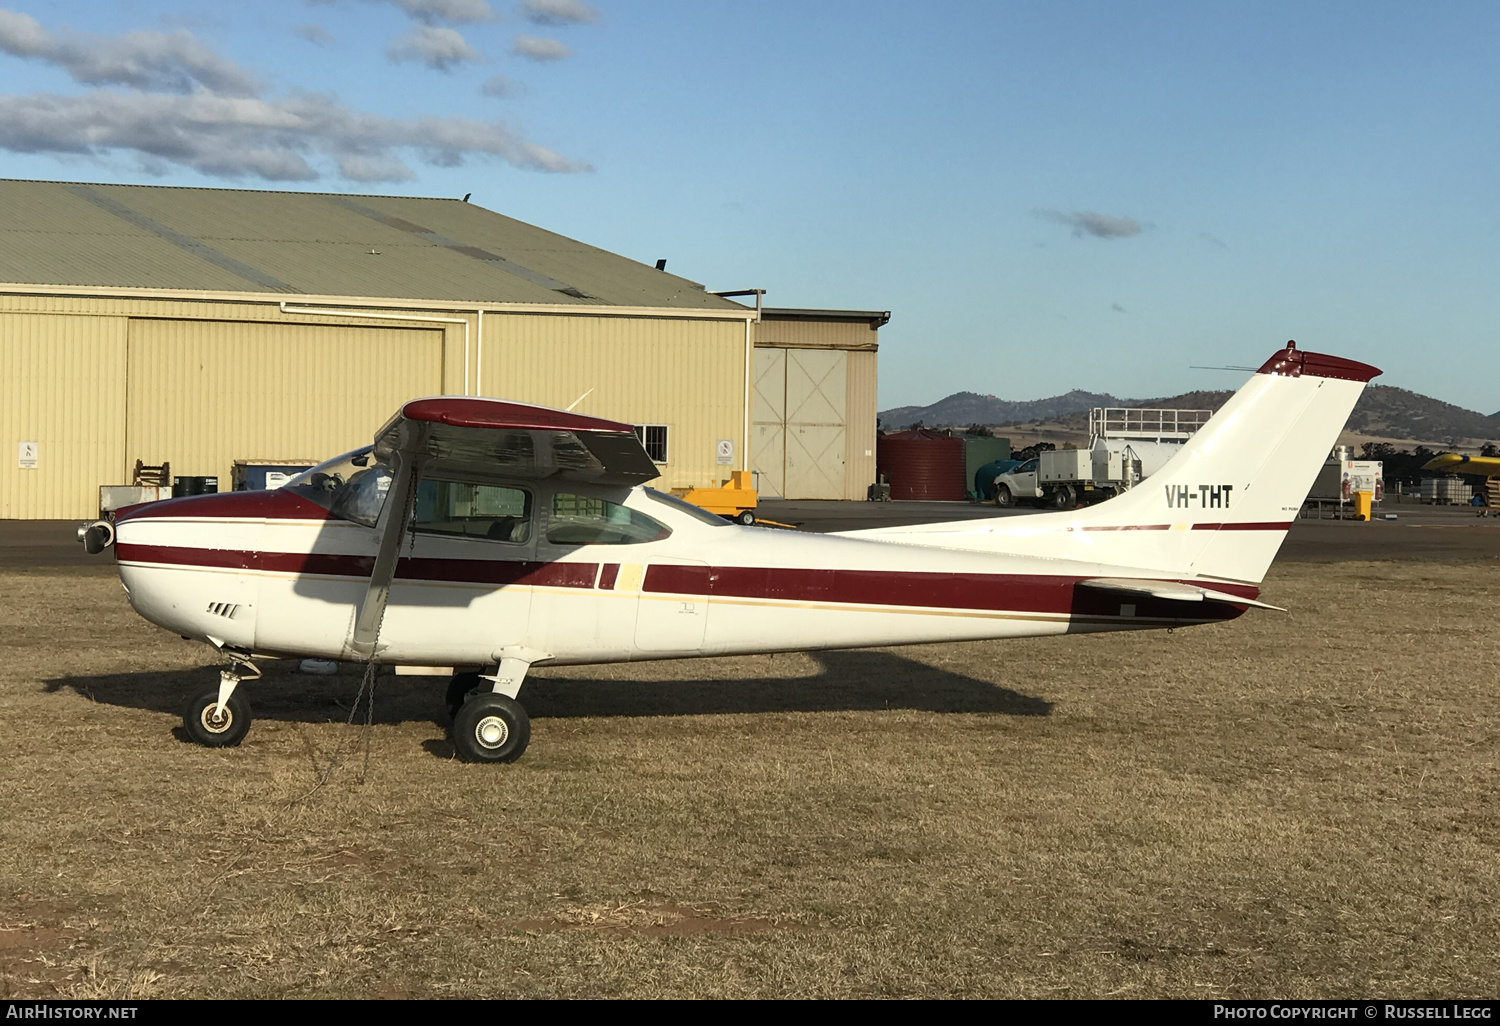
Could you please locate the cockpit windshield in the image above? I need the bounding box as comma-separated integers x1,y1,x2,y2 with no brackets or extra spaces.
282,447,394,528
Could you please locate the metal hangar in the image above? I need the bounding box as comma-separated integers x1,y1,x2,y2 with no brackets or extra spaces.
0,179,774,519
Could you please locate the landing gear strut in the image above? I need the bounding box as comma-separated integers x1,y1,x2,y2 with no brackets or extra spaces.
449,654,534,763
184,656,259,747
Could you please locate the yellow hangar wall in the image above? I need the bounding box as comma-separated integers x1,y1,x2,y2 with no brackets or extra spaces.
476,313,748,493
0,293,751,519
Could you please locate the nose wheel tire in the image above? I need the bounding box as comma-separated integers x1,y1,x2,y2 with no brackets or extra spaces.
445,671,483,721
452,693,530,763
183,689,252,748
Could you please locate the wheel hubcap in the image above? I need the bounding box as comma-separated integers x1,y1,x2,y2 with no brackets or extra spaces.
475,715,509,749
200,704,232,734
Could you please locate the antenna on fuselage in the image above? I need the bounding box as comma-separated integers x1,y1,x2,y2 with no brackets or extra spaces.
564,388,594,412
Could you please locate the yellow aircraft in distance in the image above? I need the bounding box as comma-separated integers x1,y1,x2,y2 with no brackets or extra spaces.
1422,453,1500,477
1424,453,1500,514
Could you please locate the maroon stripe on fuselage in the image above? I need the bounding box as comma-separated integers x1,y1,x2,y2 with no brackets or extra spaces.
644,564,1258,616
1192,521,1293,531
116,544,598,589
114,489,333,524
1080,522,1290,532
597,563,620,590
116,543,1256,619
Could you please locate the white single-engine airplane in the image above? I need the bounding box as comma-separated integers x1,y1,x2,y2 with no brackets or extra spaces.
79,342,1377,763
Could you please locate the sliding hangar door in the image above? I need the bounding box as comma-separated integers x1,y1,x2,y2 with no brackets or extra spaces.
750,308,883,501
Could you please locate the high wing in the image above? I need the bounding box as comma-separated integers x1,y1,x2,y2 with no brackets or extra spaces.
1422,453,1500,479
351,397,659,659
375,397,660,485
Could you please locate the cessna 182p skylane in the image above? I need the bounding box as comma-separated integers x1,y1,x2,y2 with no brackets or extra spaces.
79,342,1378,763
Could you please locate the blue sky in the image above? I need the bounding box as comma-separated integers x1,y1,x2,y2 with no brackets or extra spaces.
0,1,1495,412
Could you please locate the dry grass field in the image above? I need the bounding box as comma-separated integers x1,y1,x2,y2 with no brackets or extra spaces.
1,560,1496,999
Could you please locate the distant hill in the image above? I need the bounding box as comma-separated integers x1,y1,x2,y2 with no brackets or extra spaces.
880,389,1232,431
880,389,1130,430
881,383,1500,448
1345,385,1500,444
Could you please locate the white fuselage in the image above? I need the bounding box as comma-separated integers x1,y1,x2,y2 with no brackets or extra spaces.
113,483,1247,671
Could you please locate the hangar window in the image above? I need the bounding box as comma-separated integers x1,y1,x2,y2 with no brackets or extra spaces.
633,424,669,464
414,479,532,543
547,493,671,546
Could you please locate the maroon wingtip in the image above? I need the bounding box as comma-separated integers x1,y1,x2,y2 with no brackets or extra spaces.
1256,341,1381,382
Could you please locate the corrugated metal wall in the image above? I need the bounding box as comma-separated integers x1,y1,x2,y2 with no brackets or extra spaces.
845,350,877,498
0,313,127,518
1,293,751,518
125,318,445,484
754,319,880,351
478,313,746,491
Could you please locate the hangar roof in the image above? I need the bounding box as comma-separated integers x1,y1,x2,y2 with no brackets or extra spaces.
0,178,746,311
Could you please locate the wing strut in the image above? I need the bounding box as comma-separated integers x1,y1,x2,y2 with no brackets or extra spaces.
349,438,425,661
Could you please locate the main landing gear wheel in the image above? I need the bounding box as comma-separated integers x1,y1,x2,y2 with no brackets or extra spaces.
183,689,252,748
734,510,756,526
445,671,483,721
994,485,1014,508
452,693,531,764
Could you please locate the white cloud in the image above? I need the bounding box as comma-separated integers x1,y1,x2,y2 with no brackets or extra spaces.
513,35,571,60
292,24,335,46
1036,209,1146,239
386,25,481,70
0,8,260,97
518,0,599,25
386,0,495,23
0,89,592,181
480,74,522,98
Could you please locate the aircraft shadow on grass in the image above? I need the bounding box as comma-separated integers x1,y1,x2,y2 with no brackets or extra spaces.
44,649,1051,735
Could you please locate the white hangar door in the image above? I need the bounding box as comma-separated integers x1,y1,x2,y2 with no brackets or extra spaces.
125,319,445,484
752,348,787,498
752,347,847,500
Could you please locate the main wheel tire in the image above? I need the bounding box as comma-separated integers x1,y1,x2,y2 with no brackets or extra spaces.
445,671,483,721
452,693,531,764
1050,485,1075,510
994,485,1013,508
735,510,756,526
183,689,252,748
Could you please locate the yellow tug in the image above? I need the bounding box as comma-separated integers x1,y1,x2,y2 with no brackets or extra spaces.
673,470,759,525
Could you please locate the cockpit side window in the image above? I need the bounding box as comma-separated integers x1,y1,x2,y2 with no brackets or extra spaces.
413,479,533,543
547,493,671,546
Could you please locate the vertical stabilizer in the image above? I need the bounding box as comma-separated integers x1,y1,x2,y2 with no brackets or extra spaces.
843,343,1380,583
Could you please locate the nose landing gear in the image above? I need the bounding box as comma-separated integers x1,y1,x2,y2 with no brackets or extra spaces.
184,656,260,747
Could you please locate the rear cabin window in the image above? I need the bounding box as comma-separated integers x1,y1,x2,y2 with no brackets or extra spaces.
547,493,671,546
414,480,532,543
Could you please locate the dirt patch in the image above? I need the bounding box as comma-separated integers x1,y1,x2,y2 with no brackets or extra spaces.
0,899,87,997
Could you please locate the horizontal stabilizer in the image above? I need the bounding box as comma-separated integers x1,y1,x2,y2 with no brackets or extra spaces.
1079,577,1286,611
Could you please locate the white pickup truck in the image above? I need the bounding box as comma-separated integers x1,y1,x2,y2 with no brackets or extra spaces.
992,448,1132,510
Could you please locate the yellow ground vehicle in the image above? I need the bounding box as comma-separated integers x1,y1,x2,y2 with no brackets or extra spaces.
673,471,758,525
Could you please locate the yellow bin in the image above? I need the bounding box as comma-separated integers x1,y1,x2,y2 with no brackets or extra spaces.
1353,489,1373,521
